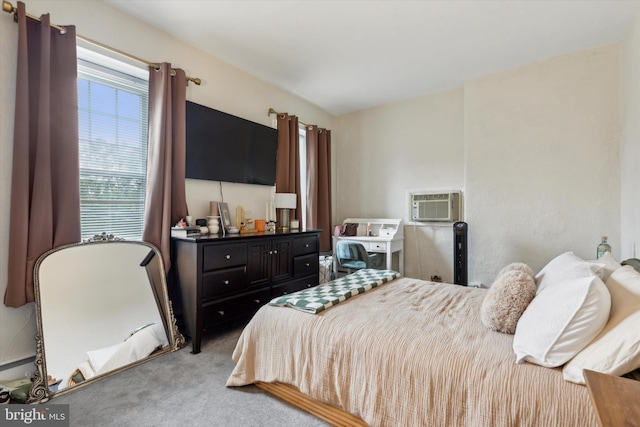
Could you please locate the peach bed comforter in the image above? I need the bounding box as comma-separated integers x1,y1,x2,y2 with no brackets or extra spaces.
226,277,597,427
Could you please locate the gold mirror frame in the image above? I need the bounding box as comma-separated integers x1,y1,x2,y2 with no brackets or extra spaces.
28,235,185,403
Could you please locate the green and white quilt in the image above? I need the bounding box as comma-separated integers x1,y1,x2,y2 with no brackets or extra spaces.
269,269,401,314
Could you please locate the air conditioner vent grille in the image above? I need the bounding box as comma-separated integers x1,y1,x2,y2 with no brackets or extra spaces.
410,191,461,222
412,193,449,201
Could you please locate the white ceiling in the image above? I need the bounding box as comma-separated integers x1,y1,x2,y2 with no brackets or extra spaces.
104,0,640,115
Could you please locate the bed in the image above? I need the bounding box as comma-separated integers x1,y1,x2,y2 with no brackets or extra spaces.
226,268,601,426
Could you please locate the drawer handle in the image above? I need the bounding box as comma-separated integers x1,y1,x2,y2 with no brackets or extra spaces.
269,250,273,255
304,244,309,248
283,291,288,295
305,263,310,267
273,249,278,254
224,280,230,285
306,283,311,288
218,310,225,316
225,254,231,260
254,299,261,304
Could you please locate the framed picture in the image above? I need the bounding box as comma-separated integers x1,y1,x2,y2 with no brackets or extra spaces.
218,202,232,232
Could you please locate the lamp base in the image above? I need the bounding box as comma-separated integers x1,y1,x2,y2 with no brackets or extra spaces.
278,208,291,232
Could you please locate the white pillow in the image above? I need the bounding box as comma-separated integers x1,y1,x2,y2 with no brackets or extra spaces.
589,251,622,282
513,274,610,367
563,265,640,383
535,251,602,294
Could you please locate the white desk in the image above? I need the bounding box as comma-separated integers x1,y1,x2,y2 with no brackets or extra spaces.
332,218,404,275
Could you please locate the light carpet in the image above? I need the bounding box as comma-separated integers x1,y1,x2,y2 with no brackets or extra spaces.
54,325,328,427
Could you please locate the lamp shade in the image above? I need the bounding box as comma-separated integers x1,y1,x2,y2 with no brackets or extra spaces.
274,193,296,209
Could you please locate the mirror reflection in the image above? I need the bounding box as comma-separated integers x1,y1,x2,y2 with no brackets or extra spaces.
30,238,184,402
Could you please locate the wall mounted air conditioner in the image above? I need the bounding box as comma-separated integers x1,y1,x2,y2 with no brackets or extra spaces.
411,191,462,222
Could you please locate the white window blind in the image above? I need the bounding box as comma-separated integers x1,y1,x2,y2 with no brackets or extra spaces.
77,54,149,240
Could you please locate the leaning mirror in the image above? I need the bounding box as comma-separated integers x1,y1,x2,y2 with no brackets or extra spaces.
28,236,185,403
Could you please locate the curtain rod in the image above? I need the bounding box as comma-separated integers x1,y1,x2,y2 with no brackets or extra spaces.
2,0,201,86
268,108,312,128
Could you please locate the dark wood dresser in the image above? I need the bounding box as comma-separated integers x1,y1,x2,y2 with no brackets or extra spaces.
172,229,320,353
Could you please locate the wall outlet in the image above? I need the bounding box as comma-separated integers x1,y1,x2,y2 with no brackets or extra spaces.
469,281,483,288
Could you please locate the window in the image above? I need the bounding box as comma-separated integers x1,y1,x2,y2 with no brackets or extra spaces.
77,47,149,240
299,126,307,229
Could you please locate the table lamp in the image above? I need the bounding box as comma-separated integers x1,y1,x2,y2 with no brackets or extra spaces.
274,193,296,231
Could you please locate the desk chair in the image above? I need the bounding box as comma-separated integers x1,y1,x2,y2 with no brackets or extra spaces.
335,241,382,274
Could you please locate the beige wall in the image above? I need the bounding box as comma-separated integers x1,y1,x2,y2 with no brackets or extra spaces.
336,88,465,281
0,0,335,372
464,44,620,285
337,44,621,286
621,8,640,260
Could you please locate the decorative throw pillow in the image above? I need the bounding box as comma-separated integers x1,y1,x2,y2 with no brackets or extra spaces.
535,251,602,294
513,274,611,367
480,270,536,334
563,265,640,384
496,262,535,279
622,258,640,272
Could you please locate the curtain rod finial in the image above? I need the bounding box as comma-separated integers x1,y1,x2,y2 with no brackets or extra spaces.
3,1,16,14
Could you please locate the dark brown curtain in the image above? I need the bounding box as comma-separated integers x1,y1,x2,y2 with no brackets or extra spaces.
306,126,332,252
275,113,302,216
4,3,81,308
142,64,188,272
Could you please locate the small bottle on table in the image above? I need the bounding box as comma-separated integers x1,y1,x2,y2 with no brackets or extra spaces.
597,236,611,259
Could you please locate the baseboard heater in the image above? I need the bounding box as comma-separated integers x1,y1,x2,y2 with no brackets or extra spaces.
0,355,35,373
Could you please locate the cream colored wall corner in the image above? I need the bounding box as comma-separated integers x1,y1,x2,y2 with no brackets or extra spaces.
620,8,640,260
336,88,465,282
0,0,336,372
464,44,621,285
335,44,621,287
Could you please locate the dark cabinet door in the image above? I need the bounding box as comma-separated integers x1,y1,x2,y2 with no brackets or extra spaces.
247,237,293,287
271,237,292,283
247,240,271,288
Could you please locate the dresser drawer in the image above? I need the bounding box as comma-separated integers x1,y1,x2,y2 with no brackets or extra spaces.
292,235,318,256
202,266,247,300
293,254,319,278
370,241,387,251
272,275,318,297
341,239,372,251
202,288,270,329
203,243,247,271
